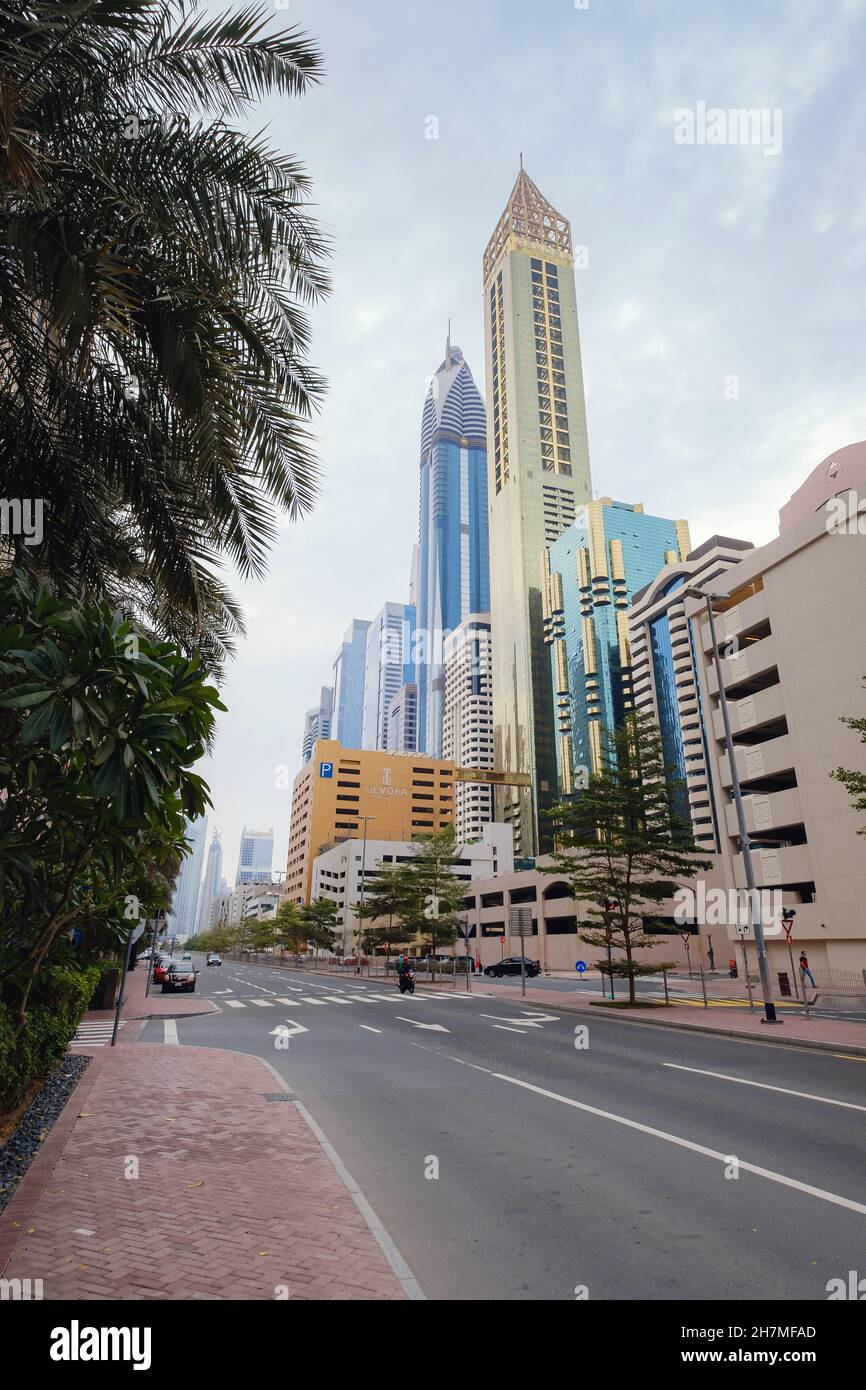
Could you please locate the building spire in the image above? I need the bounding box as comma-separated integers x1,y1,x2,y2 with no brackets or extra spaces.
445,318,452,370
483,162,573,282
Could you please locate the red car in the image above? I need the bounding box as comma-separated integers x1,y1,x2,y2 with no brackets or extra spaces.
153,956,172,984
161,961,197,994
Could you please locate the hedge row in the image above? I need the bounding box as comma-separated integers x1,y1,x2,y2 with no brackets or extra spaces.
0,965,102,1116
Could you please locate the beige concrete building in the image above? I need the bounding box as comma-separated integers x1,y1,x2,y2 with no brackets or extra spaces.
461,861,720,973
285,740,457,906
686,445,866,976
313,823,513,955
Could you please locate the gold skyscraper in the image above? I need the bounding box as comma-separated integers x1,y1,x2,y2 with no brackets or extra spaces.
483,162,592,853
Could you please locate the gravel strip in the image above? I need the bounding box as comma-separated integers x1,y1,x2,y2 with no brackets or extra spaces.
0,1055,91,1213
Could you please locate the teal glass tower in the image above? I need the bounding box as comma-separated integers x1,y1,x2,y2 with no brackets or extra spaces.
543,499,691,794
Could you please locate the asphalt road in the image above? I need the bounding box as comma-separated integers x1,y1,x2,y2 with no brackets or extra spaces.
139,957,866,1301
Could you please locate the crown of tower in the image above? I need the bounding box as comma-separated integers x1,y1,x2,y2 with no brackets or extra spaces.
483,160,572,282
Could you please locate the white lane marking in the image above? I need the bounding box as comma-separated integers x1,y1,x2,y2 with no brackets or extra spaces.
290,1096,425,1299
492,1025,529,1034
395,1017,450,1033
359,1024,383,1034
444,1053,493,1073
163,1020,179,1045
225,1000,245,1009
249,999,274,1007
320,996,355,1005
663,1063,866,1114
300,996,328,1005
268,1021,308,1038
212,989,234,995
275,997,303,1006
493,1072,866,1218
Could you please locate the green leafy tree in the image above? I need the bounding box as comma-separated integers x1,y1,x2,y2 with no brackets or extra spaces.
544,711,714,1005
248,916,278,954
300,897,339,955
399,828,463,977
0,571,223,1030
355,861,414,961
0,0,330,666
831,677,866,836
272,900,305,955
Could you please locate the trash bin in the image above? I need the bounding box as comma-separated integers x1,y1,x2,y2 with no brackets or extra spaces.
777,971,791,998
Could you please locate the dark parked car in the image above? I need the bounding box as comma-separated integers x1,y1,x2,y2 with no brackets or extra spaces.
161,961,197,993
484,956,541,979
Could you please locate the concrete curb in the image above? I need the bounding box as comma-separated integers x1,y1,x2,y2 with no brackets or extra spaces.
254,1055,425,1300
534,996,866,1057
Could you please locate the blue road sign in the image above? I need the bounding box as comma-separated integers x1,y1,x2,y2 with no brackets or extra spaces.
319,761,334,778
575,960,587,973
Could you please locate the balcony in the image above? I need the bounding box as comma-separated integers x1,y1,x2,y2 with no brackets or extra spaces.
722,786,804,839
706,634,779,698
698,587,769,654
719,732,796,790
731,843,814,891
711,683,786,742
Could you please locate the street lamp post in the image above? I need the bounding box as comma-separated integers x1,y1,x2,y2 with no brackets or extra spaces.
356,815,376,972
685,588,779,1024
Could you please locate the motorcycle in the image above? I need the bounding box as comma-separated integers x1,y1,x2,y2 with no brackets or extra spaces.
398,969,415,995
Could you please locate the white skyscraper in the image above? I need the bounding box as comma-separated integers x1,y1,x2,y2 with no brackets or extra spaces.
167,816,208,941
302,686,333,764
361,601,415,750
442,615,494,841
196,828,223,936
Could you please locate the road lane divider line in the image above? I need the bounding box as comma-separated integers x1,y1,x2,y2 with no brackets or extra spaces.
492,1072,866,1218
492,1025,529,1034
358,1025,383,1034
663,1063,866,1113
163,1019,178,1045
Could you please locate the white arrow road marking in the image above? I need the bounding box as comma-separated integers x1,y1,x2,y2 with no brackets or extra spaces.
212,989,235,995
359,1024,383,1034
479,1013,558,1028
395,1017,450,1033
492,1025,529,1034
269,1021,308,1038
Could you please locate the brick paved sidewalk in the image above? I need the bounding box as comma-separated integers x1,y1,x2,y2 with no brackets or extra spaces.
0,1045,409,1300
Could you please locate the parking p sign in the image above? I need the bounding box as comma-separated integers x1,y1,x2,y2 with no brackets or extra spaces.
319,760,334,779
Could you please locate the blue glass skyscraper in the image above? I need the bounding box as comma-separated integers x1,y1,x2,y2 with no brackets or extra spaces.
332,619,371,749
416,336,489,755
544,499,691,794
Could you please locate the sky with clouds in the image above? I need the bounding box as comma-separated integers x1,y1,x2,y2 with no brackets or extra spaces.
197,0,866,884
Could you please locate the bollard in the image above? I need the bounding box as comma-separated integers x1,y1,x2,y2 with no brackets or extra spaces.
700,964,708,1008
662,969,670,1005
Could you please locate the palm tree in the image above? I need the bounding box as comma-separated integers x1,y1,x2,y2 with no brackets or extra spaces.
0,0,329,667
